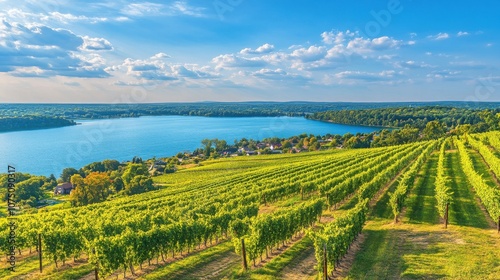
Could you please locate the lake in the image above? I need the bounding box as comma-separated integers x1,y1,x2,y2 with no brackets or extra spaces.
0,116,381,176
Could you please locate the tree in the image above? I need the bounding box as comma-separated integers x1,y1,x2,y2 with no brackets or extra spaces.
103,159,120,171
15,177,45,207
215,139,227,152
69,174,86,206
113,177,125,193
60,168,79,183
423,121,445,140
84,172,112,203
69,172,112,206
201,139,212,156
122,164,149,185
124,175,154,195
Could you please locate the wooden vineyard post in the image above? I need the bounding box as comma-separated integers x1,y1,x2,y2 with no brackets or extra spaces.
497,216,500,233
323,243,328,280
445,203,449,229
93,248,99,280
241,238,248,271
38,233,42,273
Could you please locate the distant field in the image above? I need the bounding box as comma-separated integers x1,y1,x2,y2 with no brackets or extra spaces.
1,133,499,279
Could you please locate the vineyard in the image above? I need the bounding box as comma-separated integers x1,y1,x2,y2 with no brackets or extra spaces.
1,133,500,279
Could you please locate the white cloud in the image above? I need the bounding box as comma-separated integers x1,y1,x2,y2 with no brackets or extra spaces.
48,12,108,24
457,31,469,37
110,54,217,83
170,1,205,17
290,45,326,62
0,20,110,77
80,36,113,51
321,30,357,44
122,2,164,16
212,54,267,69
427,32,449,40
252,68,310,83
2,8,127,24
426,70,462,81
240,43,275,55
394,60,434,69
335,70,397,81
322,70,403,85
121,1,204,17
150,53,171,60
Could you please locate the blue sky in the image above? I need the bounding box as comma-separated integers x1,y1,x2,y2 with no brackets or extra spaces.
0,0,499,103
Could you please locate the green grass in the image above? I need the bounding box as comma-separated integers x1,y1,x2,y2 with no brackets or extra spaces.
404,153,439,224
468,148,500,190
446,151,490,228
139,241,236,280
0,252,91,280
230,236,315,280
38,262,93,280
346,148,500,280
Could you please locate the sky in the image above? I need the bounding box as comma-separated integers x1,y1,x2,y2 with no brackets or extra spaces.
0,0,499,103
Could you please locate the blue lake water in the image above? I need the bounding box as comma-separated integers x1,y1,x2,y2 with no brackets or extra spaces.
0,116,381,176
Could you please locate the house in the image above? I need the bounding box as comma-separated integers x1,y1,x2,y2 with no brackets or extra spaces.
54,182,74,195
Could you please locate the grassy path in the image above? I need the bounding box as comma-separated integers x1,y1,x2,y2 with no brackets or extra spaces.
138,241,237,280
345,150,500,279
403,153,439,224
446,151,490,228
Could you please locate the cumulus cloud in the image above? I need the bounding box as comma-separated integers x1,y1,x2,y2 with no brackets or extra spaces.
252,68,310,83
110,53,218,83
0,20,110,78
457,31,469,37
290,46,326,62
321,30,357,44
240,43,275,55
212,54,267,69
80,36,113,51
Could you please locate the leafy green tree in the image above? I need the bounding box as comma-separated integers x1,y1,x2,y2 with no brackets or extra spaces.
103,159,120,171
113,177,125,193
124,175,154,195
69,172,111,206
122,163,149,185
215,139,227,152
201,139,212,156
15,177,45,206
423,121,446,139
60,168,79,182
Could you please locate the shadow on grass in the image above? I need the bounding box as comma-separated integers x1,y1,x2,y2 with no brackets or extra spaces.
405,154,439,225
447,151,491,229
372,178,399,219
348,228,447,279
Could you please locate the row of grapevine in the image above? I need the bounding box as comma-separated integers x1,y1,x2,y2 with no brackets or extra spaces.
434,139,452,227
456,137,500,231
324,143,423,208
357,141,437,202
311,199,369,274
90,203,259,278
468,134,500,180
389,141,437,222
234,199,325,267
311,141,437,278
